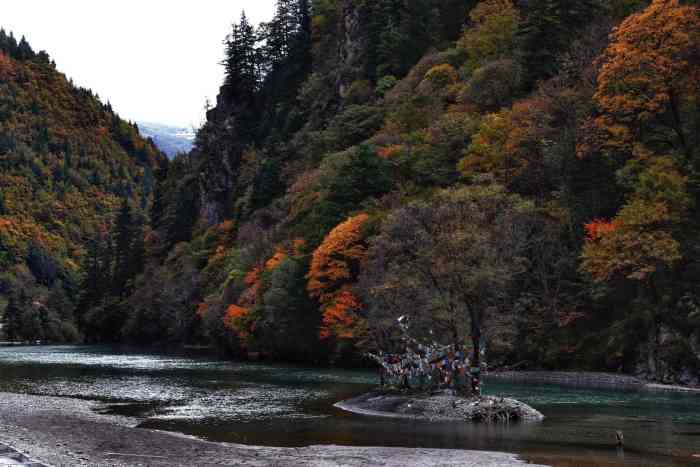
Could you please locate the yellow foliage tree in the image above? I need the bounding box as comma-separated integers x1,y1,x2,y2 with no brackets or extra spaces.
458,97,552,193
581,200,682,282
457,0,520,75
422,64,458,88
582,0,698,286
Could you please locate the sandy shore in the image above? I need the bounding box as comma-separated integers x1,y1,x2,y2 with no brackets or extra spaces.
0,391,546,467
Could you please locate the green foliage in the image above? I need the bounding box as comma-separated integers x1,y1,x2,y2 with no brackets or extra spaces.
457,0,520,76
324,105,385,152
516,0,602,87
364,0,476,79
257,257,321,360
462,60,522,112
296,145,393,246
345,80,375,105
375,75,398,97
608,0,650,18
0,29,37,62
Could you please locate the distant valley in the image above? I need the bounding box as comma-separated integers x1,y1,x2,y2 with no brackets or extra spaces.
137,121,195,158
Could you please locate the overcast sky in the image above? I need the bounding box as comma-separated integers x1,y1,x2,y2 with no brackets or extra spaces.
3,1,276,128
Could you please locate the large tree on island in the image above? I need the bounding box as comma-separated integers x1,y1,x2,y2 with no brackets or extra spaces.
359,185,533,396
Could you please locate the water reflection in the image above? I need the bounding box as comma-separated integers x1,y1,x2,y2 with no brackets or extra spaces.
1,345,699,467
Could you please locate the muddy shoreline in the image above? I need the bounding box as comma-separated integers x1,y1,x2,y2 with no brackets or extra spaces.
0,391,546,467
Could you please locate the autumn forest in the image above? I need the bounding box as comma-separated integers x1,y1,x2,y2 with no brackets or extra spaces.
1,0,700,386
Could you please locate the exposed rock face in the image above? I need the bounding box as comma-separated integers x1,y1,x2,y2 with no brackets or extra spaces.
337,0,368,98
634,324,700,387
193,1,376,229
486,371,645,390
197,130,236,226
335,390,544,423
486,371,700,393
197,104,247,227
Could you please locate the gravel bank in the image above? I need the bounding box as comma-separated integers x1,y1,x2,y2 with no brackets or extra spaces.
486,371,700,393
0,392,547,467
0,443,46,467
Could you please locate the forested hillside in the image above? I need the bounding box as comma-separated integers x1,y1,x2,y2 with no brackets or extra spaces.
4,0,700,386
0,31,166,341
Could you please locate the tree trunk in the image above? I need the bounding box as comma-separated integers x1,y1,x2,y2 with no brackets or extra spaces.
647,320,658,379
452,327,462,393
470,330,481,397
646,279,661,380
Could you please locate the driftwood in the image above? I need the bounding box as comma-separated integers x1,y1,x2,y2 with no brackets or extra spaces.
615,431,624,447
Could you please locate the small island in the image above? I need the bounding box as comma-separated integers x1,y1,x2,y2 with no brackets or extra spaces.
336,318,544,424
336,390,544,423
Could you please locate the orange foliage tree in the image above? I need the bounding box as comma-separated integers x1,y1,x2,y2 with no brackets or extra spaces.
307,213,370,341
592,0,700,160
223,304,253,342
320,289,362,340
581,0,698,286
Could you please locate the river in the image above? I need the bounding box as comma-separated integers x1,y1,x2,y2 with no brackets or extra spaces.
0,345,698,466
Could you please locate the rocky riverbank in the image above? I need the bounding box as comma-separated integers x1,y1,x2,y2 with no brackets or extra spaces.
335,390,544,423
485,371,700,394
0,443,46,467
0,391,547,467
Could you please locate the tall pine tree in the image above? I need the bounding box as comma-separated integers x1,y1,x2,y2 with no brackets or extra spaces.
223,11,259,105
516,0,601,88
112,199,134,297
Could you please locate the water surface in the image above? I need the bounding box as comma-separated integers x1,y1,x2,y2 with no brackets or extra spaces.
1,345,699,466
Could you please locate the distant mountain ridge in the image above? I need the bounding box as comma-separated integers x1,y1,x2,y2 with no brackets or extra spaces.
137,122,195,158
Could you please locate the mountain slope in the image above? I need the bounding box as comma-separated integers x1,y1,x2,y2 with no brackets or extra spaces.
0,30,166,341
12,0,700,386
127,0,700,385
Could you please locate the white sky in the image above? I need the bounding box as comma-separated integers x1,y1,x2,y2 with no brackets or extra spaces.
3,1,276,128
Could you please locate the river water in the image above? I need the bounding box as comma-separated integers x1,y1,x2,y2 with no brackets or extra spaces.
0,345,698,466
